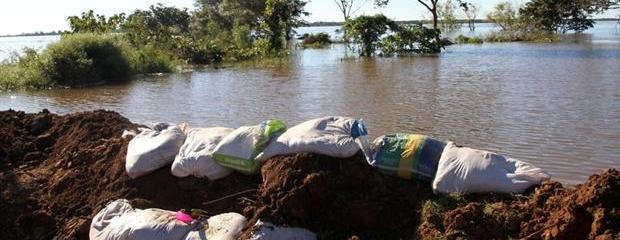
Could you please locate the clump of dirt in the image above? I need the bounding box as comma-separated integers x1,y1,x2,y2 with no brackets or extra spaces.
243,153,434,239
0,110,260,240
418,169,620,240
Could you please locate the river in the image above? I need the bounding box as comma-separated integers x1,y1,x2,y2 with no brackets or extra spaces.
1,22,619,185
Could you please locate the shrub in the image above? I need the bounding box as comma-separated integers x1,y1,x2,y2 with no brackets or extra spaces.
130,44,175,73
40,33,135,86
300,32,331,48
380,24,444,55
455,35,484,44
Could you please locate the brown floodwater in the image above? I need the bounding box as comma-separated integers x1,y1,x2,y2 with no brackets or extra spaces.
2,24,620,185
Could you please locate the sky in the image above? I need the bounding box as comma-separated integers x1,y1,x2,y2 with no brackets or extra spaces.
1,0,618,35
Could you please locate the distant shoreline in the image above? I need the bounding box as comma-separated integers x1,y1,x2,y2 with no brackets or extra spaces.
307,18,620,27
1,18,618,37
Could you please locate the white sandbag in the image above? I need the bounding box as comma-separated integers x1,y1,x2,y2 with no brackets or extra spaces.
432,142,551,194
125,123,186,179
182,212,247,240
256,116,369,161
213,120,287,174
249,220,317,240
90,199,196,240
171,127,234,180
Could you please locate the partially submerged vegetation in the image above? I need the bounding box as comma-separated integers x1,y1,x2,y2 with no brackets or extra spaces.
298,33,332,48
454,34,483,44
1,0,618,89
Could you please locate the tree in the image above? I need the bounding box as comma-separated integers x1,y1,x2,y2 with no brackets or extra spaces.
459,1,478,31
520,0,619,33
376,0,440,30
261,0,309,51
122,4,191,48
486,2,519,32
437,0,460,32
344,14,399,56
333,0,369,20
67,10,126,33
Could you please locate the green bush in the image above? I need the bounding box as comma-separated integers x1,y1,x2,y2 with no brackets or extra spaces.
40,33,135,86
300,32,331,48
380,25,444,55
455,35,484,44
130,44,175,73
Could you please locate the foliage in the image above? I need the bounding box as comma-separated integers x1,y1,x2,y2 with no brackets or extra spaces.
67,10,126,33
130,44,176,73
260,0,309,52
460,2,479,31
299,32,332,48
344,14,399,56
380,24,444,55
519,0,618,33
437,0,461,33
454,34,483,44
0,34,143,89
486,2,520,32
36,33,136,86
122,4,191,50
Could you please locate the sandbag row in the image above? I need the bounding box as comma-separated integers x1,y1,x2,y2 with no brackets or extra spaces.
124,116,369,180
90,199,316,240
123,117,550,194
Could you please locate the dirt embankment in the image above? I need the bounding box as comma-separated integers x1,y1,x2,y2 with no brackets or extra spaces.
1,110,618,240
0,110,259,240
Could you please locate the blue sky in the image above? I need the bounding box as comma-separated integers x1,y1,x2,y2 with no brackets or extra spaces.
1,0,618,35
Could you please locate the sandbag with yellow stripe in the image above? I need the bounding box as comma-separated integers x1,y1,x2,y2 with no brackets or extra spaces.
371,134,446,182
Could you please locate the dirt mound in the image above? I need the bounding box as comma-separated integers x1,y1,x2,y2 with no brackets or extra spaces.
418,169,620,240
243,153,434,239
1,109,618,240
0,110,259,240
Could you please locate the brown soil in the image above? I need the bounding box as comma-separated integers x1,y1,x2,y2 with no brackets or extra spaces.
243,153,434,239
417,170,620,240
0,110,259,240
1,109,618,240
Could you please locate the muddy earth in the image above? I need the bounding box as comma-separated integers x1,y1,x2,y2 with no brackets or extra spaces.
0,110,618,240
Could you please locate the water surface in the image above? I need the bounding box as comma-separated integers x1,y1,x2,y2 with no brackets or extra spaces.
2,23,620,185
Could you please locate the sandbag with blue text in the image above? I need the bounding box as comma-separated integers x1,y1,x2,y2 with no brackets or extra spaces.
432,142,551,194
256,116,370,162
212,120,287,174
171,127,234,180
370,134,446,182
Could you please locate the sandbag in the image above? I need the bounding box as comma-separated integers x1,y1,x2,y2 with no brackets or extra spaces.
182,212,247,240
171,127,234,180
213,120,286,174
432,142,551,194
256,117,369,161
89,199,196,240
371,134,446,182
249,220,317,240
126,123,186,178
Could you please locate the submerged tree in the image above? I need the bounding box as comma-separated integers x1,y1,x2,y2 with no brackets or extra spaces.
437,0,460,32
344,14,399,56
261,0,309,51
486,2,519,32
459,1,478,31
520,0,619,33
376,0,440,30
333,0,369,20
